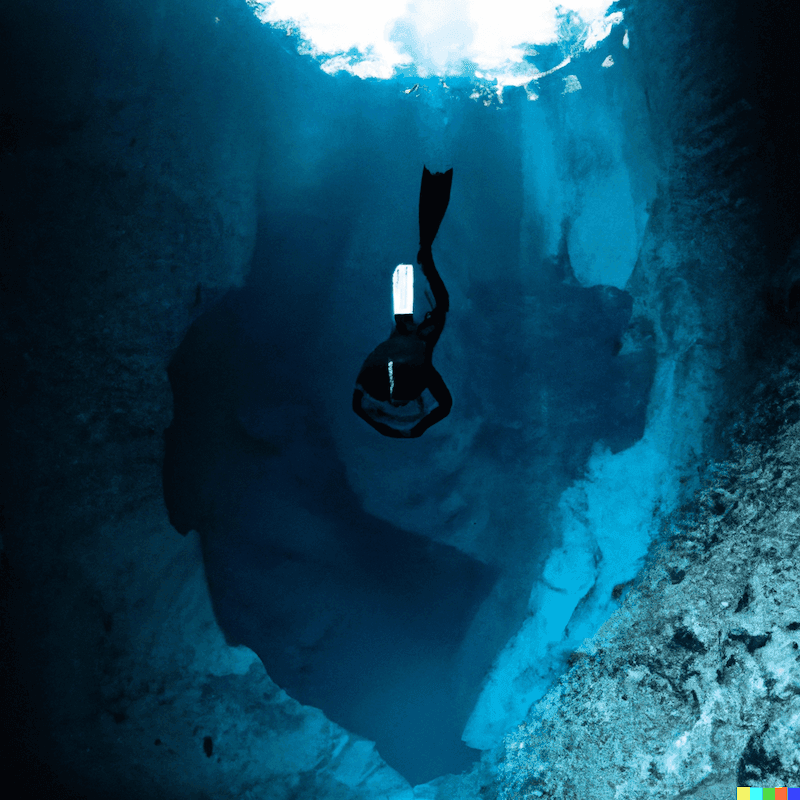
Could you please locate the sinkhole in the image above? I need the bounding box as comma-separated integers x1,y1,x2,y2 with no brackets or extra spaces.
164,0,666,786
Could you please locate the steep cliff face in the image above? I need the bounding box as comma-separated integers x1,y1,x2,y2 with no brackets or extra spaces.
2,2,276,797
497,0,800,795
2,2,467,796
3,0,798,797
499,342,800,799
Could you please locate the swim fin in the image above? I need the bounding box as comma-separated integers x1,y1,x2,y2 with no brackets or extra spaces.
419,166,453,251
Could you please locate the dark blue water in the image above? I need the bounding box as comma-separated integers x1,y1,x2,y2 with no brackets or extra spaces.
163,225,653,784
163,33,655,785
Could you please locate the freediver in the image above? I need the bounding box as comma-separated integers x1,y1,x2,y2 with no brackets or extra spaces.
353,166,454,438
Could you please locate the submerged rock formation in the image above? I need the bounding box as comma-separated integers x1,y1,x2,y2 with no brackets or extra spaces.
499,342,800,798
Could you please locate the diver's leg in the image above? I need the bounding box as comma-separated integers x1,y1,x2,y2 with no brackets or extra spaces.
417,166,452,316
419,166,453,251
417,249,449,315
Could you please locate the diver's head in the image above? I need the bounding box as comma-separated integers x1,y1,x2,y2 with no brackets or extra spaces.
394,314,416,335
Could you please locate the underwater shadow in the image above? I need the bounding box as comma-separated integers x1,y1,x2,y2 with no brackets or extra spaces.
163,288,497,785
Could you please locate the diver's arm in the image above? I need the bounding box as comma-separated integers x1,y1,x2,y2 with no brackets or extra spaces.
352,389,413,438
407,369,452,438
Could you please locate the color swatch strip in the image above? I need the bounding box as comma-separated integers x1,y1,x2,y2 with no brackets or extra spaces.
737,789,800,799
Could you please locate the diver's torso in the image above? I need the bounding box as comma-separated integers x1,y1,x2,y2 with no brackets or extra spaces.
368,331,428,368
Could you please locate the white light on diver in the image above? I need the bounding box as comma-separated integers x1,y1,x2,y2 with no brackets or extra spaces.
388,360,395,398
393,263,414,316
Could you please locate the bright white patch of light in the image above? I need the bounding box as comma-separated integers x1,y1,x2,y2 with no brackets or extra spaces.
602,55,614,68
583,10,624,50
247,0,622,92
248,0,410,79
392,263,414,316
388,360,395,398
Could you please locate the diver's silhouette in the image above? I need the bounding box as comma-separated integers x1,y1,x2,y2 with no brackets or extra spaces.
353,166,454,438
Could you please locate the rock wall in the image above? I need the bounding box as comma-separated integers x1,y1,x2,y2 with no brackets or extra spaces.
2,2,492,797
498,333,800,799
494,0,800,795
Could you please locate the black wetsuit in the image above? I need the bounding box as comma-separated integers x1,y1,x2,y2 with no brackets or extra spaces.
353,167,453,438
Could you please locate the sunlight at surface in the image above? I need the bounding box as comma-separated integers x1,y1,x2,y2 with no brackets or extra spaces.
246,0,622,91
